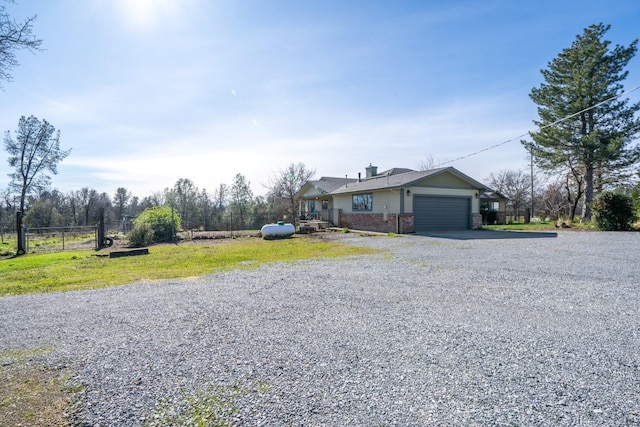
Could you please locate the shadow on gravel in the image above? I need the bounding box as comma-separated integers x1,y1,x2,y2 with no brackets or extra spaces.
417,230,558,240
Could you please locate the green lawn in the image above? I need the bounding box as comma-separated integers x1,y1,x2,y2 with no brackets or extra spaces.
1,239,16,256
0,236,378,296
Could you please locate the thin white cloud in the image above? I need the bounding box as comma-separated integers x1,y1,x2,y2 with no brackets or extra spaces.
3,0,637,201
52,91,533,197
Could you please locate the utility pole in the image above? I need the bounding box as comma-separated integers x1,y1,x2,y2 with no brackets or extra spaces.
171,204,176,243
530,147,535,221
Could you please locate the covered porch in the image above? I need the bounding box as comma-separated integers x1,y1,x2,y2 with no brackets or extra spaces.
479,191,508,225
297,198,337,222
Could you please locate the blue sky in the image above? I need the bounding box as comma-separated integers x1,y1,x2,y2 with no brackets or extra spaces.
2,0,639,199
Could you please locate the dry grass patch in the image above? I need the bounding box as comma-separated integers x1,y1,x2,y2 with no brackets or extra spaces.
0,349,79,427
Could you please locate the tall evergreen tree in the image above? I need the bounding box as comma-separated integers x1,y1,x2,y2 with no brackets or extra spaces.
229,173,253,229
525,23,640,220
214,183,228,211
165,178,198,230
113,187,131,222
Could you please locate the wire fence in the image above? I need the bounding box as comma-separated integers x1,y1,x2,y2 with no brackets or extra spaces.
0,226,12,245
3,211,302,255
25,226,98,253
176,212,295,241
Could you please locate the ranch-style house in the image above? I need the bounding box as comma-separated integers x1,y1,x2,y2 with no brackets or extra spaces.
294,164,507,234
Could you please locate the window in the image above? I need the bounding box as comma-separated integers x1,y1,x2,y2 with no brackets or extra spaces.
321,200,329,210
352,193,373,211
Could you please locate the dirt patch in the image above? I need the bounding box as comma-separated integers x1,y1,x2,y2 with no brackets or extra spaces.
181,230,262,240
0,349,80,426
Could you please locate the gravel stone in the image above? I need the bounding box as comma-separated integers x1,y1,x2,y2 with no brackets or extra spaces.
1,231,639,426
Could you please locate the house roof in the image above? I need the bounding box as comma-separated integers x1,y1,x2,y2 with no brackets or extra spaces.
329,167,492,195
480,190,509,201
377,167,415,176
295,176,358,198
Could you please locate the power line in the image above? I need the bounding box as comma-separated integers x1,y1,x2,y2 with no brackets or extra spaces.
436,83,640,168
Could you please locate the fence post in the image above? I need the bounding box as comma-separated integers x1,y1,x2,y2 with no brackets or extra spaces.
96,208,105,250
16,212,26,255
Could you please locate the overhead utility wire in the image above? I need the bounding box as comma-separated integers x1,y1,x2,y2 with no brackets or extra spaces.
436,83,640,168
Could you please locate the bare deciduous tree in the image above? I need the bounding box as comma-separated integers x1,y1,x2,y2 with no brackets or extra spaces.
488,169,531,221
0,2,42,87
417,155,448,171
4,115,70,213
266,162,315,220
539,180,571,220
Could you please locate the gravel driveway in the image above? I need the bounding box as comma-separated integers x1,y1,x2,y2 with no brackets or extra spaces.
1,231,639,426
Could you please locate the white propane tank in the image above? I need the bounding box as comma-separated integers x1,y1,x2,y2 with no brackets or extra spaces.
260,221,295,239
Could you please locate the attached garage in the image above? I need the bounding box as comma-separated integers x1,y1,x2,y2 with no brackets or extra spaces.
414,195,471,231
297,166,495,234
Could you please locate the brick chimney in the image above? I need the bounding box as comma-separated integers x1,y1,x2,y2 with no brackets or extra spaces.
365,163,378,178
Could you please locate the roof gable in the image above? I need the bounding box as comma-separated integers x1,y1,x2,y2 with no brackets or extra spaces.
413,171,475,189
295,176,357,198
329,167,490,195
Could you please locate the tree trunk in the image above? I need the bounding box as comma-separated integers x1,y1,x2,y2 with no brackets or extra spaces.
582,163,594,221
564,179,575,221
71,202,78,225
20,176,28,213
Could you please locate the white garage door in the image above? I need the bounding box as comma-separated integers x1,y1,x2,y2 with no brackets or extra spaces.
414,196,471,231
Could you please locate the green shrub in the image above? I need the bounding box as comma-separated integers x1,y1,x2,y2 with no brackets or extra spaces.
486,210,498,225
592,191,636,231
129,206,182,245
128,222,154,247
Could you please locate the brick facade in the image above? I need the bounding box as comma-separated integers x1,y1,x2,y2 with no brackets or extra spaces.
472,213,483,229
339,212,414,234
339,211,482,233
399,214,414,233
